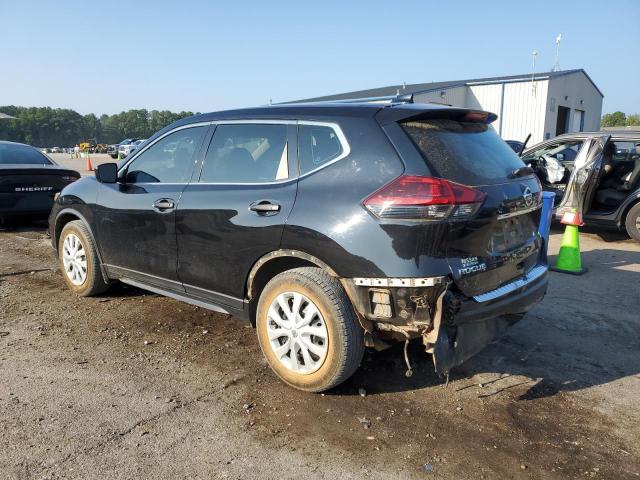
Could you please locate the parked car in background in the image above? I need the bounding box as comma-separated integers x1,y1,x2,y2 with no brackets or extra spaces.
93,144,109,154
107,138,141,159
49,101,547,392
522,131,640,241
505,140,525,154
124,138,146,157
0,141,80,220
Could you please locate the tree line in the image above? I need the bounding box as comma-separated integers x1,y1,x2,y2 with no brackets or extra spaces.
0,106,197,147
601,111,640,128
3,105,637,147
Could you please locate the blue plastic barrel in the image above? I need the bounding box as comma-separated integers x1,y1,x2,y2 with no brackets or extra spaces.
538,191,556,264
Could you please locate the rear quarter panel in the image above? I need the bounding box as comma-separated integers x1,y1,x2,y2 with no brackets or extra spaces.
282,116,452,278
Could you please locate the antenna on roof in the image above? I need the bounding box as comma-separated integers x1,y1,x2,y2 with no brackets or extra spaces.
552,34,562,72
531,50,538,97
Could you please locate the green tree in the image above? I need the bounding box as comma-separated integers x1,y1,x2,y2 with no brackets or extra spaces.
601,111,627,127
626,114,640,127
0,106,197,146
82,113,102,141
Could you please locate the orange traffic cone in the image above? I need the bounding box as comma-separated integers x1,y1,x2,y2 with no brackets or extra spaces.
86,153,93,172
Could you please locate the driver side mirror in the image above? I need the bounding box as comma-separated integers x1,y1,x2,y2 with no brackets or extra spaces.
95,162,118,183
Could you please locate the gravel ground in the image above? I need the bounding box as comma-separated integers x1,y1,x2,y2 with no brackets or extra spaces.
0,221,639,479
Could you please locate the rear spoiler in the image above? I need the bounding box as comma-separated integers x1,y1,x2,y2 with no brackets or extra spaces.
375,104,498,126
0,166,80,176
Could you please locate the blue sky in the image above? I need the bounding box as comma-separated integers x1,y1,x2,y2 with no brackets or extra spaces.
1,0,638,115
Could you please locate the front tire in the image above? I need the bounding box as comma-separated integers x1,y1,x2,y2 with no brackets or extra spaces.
624,202,640,242
58,220,110,296
256,267,364,392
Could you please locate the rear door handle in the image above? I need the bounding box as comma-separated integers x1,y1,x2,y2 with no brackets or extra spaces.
153,198,175,212
249,201,281,214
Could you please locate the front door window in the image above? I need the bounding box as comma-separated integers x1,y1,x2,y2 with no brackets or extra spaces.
125,126,208,183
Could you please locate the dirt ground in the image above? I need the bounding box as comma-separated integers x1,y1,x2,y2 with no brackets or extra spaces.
1,220,639,479
49,153,114,176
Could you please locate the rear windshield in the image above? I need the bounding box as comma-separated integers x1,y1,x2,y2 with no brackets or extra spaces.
401,120,525,185
0,143,52,165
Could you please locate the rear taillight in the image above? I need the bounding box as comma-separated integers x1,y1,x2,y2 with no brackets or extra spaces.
363,175,486,221
61,175,80,183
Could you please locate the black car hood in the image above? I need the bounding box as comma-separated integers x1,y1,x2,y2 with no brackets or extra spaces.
0,164,80,176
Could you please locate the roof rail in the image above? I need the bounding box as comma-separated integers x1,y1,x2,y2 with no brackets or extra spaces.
285,93,414,105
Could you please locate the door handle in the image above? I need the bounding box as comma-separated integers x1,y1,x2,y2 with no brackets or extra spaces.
153,198,175,212
249,201,281,214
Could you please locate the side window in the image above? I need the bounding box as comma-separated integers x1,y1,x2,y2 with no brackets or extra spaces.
611,141,638,163
200,124,288,183
522,140,583,165
125,126,207,183
298,124,344,175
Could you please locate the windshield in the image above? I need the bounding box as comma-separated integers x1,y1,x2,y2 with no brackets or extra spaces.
401,119,526,185
0,143,53,165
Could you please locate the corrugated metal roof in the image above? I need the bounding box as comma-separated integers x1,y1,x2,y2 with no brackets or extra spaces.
296,69,603,102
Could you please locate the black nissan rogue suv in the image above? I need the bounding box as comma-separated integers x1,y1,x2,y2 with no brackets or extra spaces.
49,101,547,392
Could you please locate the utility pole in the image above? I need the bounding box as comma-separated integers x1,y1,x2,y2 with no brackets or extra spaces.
553,34,562,72
531,50,538,96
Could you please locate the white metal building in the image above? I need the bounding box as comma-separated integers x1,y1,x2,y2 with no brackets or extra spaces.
298,69,603,144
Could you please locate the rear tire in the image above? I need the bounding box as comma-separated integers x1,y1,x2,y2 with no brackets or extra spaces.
624,202,640,242
256,267,364,392
58,220,110,296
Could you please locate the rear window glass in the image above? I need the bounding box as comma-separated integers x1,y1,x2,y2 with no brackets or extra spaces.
401,120,525,185
0,143,52,165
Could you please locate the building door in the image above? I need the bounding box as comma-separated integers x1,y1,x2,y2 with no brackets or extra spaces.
572,109,585,132
556,106,570,136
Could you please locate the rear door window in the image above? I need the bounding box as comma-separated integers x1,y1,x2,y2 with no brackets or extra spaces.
200,124,288,183
401,120,525,185
611,141,639,163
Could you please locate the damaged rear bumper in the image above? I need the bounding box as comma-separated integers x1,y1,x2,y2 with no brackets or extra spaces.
342,266,548,376
430,267,548,374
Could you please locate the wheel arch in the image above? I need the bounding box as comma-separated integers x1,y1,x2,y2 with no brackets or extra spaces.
618,191,640,227
245,250,339,325
54,209,109,280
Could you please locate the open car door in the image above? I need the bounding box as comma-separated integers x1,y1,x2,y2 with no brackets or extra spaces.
557,134,610,218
